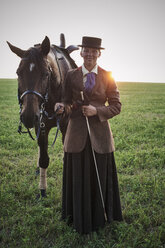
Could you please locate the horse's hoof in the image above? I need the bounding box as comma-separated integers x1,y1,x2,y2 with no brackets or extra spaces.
41,189,47,198
36,189,47,200
36,193,41,201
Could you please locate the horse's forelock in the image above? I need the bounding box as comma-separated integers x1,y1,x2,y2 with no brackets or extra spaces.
18,47,48,75
24,48,43,65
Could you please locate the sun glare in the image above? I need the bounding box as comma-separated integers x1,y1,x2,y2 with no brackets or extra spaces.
108,71,116,81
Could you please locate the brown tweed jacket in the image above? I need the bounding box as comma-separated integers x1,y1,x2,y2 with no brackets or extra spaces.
62,66,121,153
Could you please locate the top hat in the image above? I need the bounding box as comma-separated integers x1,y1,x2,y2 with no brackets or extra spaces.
78,36,105,50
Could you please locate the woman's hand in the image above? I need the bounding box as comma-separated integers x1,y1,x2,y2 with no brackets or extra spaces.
54,103,64,114
82,105,97,117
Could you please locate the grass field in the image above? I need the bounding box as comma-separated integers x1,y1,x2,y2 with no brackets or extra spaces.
0,79,165,248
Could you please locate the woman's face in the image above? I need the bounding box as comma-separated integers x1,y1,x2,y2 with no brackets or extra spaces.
80,47,101,70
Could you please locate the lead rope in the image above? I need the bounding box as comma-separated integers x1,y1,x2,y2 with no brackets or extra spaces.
52,105,62,147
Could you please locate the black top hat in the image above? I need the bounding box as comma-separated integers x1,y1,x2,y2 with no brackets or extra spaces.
78,36,105,50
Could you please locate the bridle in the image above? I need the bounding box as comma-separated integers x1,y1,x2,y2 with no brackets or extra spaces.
18,47,63,144
20,90,45,102
18,79,62,145
18,87,49,140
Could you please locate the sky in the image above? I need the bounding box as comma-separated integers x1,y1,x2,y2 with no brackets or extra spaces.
1,0,165,82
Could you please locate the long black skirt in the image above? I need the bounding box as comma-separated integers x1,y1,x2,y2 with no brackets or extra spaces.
62,137,123,234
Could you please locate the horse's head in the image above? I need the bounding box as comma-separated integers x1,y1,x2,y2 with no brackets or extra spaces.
7,37,51,129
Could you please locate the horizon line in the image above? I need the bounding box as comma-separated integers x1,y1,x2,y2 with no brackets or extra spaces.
0,78,164,84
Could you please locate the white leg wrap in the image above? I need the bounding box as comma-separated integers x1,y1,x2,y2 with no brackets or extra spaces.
39,168,47,190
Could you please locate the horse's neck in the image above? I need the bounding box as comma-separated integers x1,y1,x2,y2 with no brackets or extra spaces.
47,49,62,85
47,47,76,103
48,47,74,80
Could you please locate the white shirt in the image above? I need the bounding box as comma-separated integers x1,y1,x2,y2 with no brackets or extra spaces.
82,64,98,85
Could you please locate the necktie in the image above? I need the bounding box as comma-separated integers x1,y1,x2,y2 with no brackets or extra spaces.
85,72,96,93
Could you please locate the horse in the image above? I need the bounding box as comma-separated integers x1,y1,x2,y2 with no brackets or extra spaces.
7,34,78,197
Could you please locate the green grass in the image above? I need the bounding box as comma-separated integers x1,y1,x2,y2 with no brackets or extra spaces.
0,79,165,248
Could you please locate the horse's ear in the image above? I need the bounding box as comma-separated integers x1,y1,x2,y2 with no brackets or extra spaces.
41,36,50,56
7,41,26,58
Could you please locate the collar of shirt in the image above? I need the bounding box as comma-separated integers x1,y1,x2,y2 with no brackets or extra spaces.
82,64,98,76
82,64,98,83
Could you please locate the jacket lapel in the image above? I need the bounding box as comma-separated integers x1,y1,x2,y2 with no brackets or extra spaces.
73,67,84,91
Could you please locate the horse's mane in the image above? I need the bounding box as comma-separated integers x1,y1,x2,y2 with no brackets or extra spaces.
57,47,77,69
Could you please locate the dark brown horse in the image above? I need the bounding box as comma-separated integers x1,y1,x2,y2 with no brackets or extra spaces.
7,34,78,197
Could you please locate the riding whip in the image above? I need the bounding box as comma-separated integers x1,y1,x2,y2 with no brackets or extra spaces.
80,91,108,222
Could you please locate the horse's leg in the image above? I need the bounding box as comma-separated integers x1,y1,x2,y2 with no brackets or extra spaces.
37,129,50,197
39,167,47,197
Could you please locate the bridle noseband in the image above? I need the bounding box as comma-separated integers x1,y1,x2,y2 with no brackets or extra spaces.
18,85,61,145
18,88,49,140
19,90,45,102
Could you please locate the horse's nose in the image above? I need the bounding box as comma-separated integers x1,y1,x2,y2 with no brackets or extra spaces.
21,113,34,129
21,111,39,129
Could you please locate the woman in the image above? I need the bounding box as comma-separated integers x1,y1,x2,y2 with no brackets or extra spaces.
55,36,123,234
